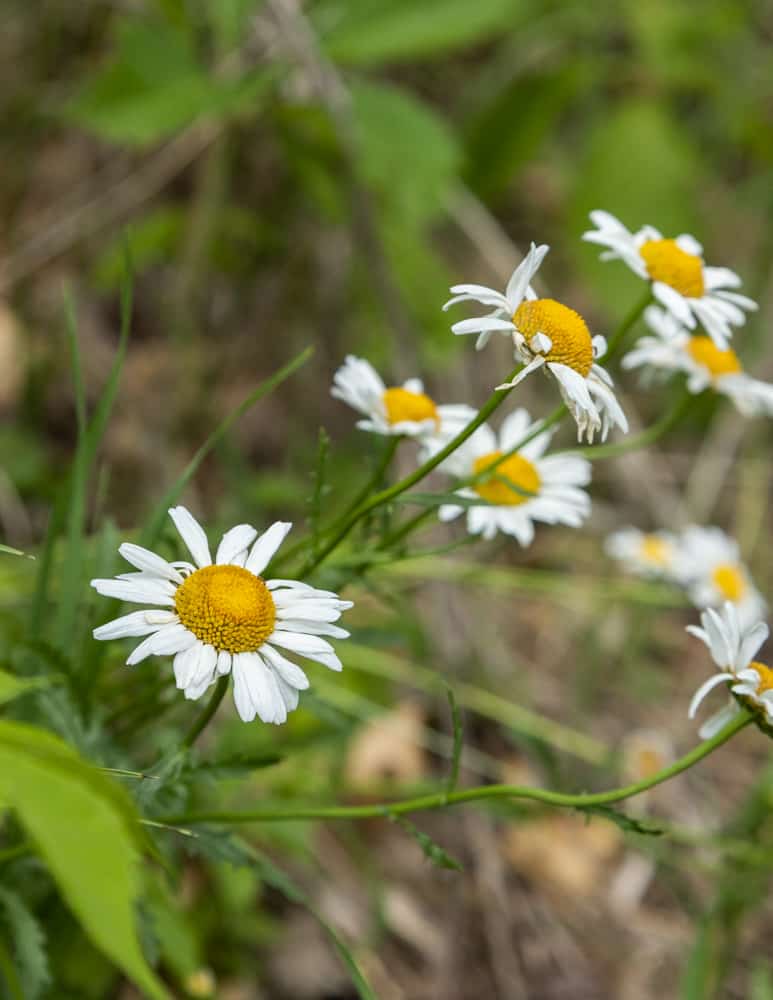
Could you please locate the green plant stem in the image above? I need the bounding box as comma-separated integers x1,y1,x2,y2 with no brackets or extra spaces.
295,364,523,576
181,675,229,749
378,507,435,550
162,709,751,826
599,290,652,363
568,388,693,461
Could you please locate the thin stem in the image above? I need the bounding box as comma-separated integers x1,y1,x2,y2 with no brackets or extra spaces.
568,388,693,461
296,364,523,576
378,507,435,551
599,290,652,363
162,709,751,826
181,675,229,749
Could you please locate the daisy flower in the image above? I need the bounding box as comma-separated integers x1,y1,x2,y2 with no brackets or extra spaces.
444,244,628,444
91,507,352,725
582,210,757,348
331,355,475,440
687,603,770,737
623,306,773,417
678,526,766,629
604,527,680,580
431,407,592,545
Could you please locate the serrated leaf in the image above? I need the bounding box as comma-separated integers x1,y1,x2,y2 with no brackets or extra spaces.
319,0,525,66
391,815,464,871
577,804,663,837
0,721,169,1000
0,888,50,999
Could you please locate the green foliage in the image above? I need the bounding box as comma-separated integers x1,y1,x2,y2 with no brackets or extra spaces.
390,815,464,871
0,887,50,999
0,721,169,999
0,669,50,704
577,805,664,837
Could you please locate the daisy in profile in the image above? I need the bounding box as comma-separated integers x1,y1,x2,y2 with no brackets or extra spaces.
91,508,352,725
679,526,766,628
623,306,773,417
444,244,628,444
604,527,680,580
687,603,770,737
431,407,592,545
583,211,756,348
331,356,475,441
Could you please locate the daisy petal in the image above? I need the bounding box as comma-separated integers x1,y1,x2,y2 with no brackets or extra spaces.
169,507,212,568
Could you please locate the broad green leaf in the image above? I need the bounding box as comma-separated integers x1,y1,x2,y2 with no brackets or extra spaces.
0,721,169,1000
318,0,525,65
351,80,460,226
0,670,51,705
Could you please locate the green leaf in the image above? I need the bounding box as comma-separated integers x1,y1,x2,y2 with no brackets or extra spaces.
0,670,51,705
0,721,169,1000
0,888,50,999
390,815,463,871
576,805,663,837
318,0,525,65
351,80,460,225
0,544,33,560
196,752,283,779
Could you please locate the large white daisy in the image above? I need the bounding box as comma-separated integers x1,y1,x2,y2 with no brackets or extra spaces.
583,210,757,348
91,507,352,725
331,355,475,440
678,526,766,629
430,407,592,545
444,244,627,444
604,527,680,580
687,603,770,738
623,306,773,417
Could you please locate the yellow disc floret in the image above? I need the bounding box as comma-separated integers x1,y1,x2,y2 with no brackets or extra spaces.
711,563,746,603
175,565,276,653
382,387,439,427
514,299,594,377
686,336,742,379
640,239,705,298
473,451,541,506
640,535,671,567
751,662,773,697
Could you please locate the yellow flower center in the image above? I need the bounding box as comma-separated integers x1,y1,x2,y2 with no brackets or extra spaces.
174,565,276,653
382,387,439,427
513,299,594,377
751,662,773,696
639,238,705,298
473,451,541,506
686,336,742,379
711,563,746,603
640,535,671,567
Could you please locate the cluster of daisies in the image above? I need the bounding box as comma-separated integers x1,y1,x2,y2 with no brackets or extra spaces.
91,210,771,739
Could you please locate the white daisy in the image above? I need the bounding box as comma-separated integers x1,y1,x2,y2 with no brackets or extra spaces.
604,527,680,580
583,210,757,348
91,507,352,725
443,244,628,444
687,602,770,738
331,355,475,440
623,306,773,417
432,407,592,545
443,241,549,351
678,526,766,629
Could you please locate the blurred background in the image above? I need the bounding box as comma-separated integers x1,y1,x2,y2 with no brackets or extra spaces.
2,1,773,997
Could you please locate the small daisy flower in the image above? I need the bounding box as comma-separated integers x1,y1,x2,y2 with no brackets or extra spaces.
443,241,549,351
678,525,766,629
443,244,628,444
687,603,770,737
623,306,773,418
583,210,757,348
432,407,592,545
91,507,352,725
604,527,680,579
331,355,475,440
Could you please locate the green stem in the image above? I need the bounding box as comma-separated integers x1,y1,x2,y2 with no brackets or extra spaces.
568,388,693,461
296,364,523,576
599,290,651,363
378,507,435,550
181,675,229,749
162,709,750,826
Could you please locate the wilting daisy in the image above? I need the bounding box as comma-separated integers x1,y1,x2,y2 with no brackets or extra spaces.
444,244,627,444
604,527,680,579
583,211,756,348
431,407,592,545
678,525,766,628
623,306,773,417
331,355,475,440
687,603,770,737
91,507,352,725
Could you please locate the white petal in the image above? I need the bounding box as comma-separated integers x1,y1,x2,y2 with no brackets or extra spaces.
451,316,516,336
245,522,293,575
216,650,232,676
268,630,342,671
118,543,183,583
216,524,258,565
168,506,212,568
90,577,176,607
174,642,205,690
93,609,178,640
261,643,310,689
126,623,197,665
688,672,734,718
